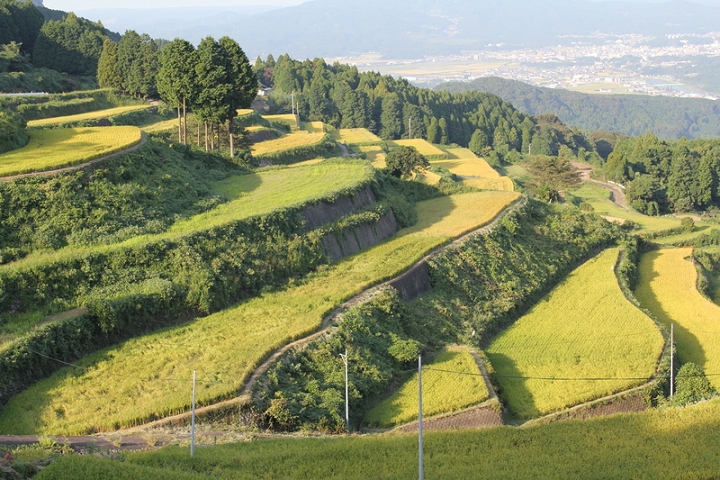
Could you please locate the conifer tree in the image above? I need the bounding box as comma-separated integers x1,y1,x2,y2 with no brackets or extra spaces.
97,38,122,90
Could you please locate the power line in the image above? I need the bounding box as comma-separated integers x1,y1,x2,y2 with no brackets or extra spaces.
423,367,720,381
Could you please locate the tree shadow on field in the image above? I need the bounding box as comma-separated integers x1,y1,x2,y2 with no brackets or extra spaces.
635,250,707,367
209,173,263,201
484,352,539,422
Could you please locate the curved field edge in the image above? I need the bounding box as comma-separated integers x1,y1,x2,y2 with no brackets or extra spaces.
26,106,151,127
0,161,375,271
0,127,143,177
0,191,519,435
486,248,665,419
34,398,720,480
364,346,489,427
635,248,720,390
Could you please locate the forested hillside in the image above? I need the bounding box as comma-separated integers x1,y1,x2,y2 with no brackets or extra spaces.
256,56,592,159
437,77,720,140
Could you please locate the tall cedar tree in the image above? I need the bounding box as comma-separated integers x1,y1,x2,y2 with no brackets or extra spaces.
117,30,159,98
218,36,256,157
157,39,197,145
97,38,122,90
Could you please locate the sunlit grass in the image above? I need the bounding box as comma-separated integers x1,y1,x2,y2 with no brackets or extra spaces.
635,248,720,390
364,346,489,427
0,191,519,434
26,106,149,127
487,248,664,418
0,127,142,177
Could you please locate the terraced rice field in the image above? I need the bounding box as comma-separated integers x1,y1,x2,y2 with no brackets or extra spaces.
434,146,514,191
487,248,665,418
567,184,684,232
0,191,519,434
330,128,382,145
251,132,326,157
357,145,386,168
140,118,177,133
635,248,720,390
262,114,298,128
26,106,149,127
393,139,447,158
364,346,489,427
0,127,142,177
2,162,374,270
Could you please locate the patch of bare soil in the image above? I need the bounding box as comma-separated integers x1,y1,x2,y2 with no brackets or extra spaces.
394,404,503,433
538,393,648,425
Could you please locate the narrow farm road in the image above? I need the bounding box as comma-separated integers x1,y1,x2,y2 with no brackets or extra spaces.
571,161,628,209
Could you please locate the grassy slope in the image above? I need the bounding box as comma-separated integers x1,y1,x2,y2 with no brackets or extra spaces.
2,162,373,272
635,248,720,390
364,346,489,427
26,106,150,127
0,191,519,434
487,248,664,418
36,398,720,479
0,127,142,177
567,183,684,232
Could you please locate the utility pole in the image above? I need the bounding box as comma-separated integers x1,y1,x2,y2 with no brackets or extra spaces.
339,349,349,431
670,324,675,397
191,370,196,456
418,355,424,480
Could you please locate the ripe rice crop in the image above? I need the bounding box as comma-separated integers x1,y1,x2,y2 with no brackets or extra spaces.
302,121,325,133
0,191,519,434
26,106,149,127
392,139,447,158
140,119,177,133
251,132,326,156
262,114,298,128
635,248,720,390
364,346,489,427
330,128,382,145
0,127,142,177
487,248,664,418
433,146,514,192
36,398,720,479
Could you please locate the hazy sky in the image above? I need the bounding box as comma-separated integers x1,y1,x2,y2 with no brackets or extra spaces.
42,0,720,10
44,0,307,9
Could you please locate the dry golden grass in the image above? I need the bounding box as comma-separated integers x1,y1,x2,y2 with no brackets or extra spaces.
0,127,142,177
635,248,720,390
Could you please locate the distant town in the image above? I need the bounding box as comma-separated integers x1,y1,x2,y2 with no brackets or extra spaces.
340,33,720,99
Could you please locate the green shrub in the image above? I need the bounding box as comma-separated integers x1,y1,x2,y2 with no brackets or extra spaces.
0,105,27,154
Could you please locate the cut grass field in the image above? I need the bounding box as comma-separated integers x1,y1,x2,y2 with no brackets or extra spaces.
251,132,326,157
330,128,382,145
486,248,664,419
0,191,519,434
1,162,374,271
364,346,489,428
635,248,720,390
392,139,447,158
567,183,685,232
26,105,149,127
33,398,720,479
0,127,142,177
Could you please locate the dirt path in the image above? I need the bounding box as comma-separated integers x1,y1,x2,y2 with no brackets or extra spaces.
0,133,147,183
571,161,627,209
338,142,350,157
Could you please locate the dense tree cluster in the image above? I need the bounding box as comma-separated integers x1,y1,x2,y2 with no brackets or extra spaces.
0,0,44,55
255,55,557,155
605,133,720,214
0,103,28,154
32,12,109,76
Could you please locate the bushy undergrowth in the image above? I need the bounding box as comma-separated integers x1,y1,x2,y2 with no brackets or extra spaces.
0,139,243,260
252,200,621,431
0,105,27,154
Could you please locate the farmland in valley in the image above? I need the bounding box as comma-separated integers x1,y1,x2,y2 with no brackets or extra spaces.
364,346,489,427
487,248,665,418
0,191,519,434
0,127,143,177
635,248,720,390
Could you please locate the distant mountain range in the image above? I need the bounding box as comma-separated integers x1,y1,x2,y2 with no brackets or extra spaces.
75,0,720,58
436,77,720,139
